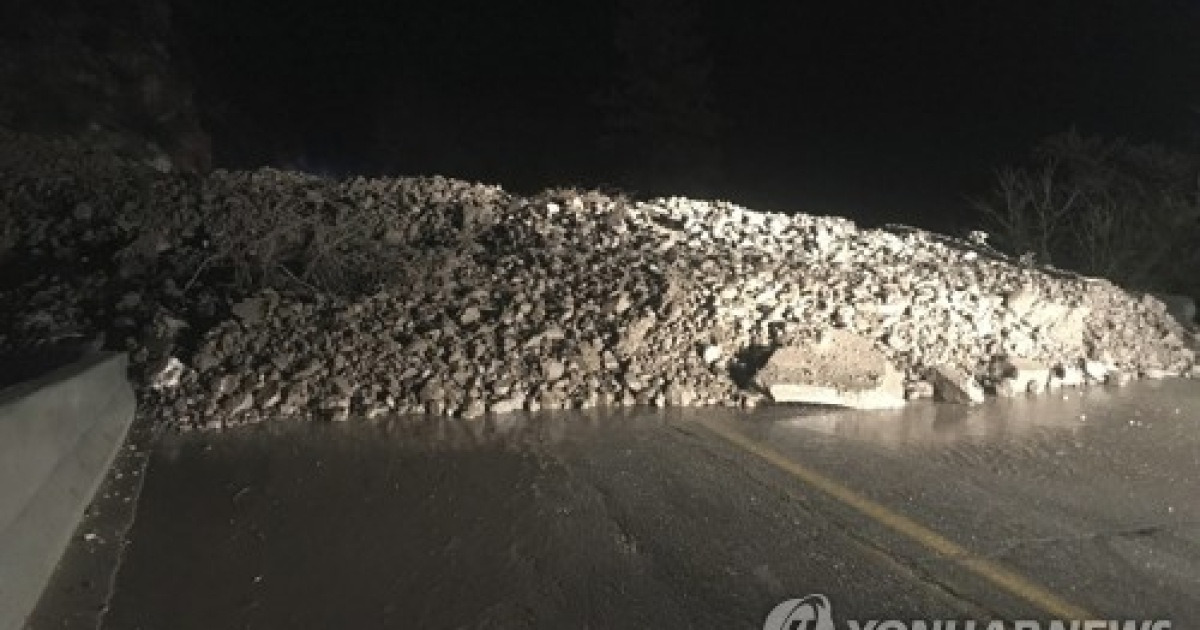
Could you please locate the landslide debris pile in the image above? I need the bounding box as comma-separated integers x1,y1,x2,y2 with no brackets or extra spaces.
1,129,1195,430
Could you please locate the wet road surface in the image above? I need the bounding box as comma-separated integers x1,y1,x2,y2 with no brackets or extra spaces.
65,379,1200,628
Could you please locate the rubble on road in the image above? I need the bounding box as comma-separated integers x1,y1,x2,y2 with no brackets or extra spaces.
1,129,1196,430
755,331,907,410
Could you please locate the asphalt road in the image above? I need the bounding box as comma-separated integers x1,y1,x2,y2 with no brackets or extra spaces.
42,378,1200,629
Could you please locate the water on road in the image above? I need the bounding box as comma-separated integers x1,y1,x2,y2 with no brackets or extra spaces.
48,379,1200,628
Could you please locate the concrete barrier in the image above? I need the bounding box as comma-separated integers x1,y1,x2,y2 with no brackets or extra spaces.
0,352,134,630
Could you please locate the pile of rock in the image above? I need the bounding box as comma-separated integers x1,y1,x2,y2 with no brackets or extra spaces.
1,130,1196,430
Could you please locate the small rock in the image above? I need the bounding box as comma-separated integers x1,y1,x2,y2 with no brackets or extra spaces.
618,314,656,354
116,292,142,312
490,396,525,416
1053,364,1086,388
214,374,238,397
231,296,269,325
663,381,685,406
73,202,94,221
419,379,444,403
283,384,309,409
1106,371,1133,386
833,304,856,327
331,376,355,396
539,389,564,409
256,382,282,409
150,357,185,390
927,365,985,405
904,380,935,400
222,392,254,416
1082,360,1111,383
740,391,766,408
328,404,351,422
542,359,566,382
461,398,487,419
993,378,1017,398
1004,287,1038,319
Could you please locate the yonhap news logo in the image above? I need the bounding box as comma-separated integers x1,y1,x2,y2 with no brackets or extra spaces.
763,595,1172,630
763,594,835,630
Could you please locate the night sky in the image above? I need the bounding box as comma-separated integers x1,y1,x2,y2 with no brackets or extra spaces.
172,0,1200,232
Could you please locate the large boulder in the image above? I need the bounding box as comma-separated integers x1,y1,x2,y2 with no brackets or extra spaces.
754,331,906,410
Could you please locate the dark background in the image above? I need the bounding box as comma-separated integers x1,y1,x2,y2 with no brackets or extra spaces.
170,0,1200,232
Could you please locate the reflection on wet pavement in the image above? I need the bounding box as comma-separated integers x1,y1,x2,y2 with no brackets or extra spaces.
88,378,1200,628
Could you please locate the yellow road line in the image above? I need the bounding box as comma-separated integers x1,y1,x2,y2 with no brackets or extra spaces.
695,417,1094,621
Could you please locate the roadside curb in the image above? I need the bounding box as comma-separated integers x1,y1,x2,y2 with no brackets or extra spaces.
0,352,135,630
